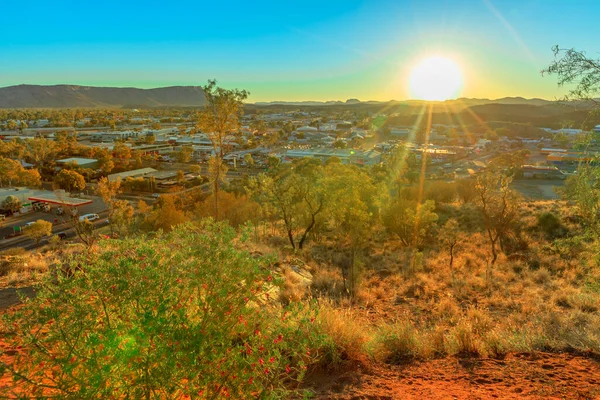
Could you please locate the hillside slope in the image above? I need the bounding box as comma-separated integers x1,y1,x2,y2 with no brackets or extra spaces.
0,85,206,108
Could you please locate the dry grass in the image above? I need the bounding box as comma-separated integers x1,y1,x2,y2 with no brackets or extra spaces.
307,200,600,363
0,244,81,288
313,303,371,369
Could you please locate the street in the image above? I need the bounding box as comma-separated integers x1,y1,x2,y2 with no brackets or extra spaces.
0,196,107,251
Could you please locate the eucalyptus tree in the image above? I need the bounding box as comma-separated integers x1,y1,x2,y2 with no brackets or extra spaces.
196,80,249,219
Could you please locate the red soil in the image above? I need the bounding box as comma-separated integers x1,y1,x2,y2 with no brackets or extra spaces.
3,342,600,399
305,352,600,399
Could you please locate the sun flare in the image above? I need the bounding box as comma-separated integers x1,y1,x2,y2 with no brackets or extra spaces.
409,56,463,101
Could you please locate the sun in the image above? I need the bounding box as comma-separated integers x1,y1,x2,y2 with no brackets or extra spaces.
409,56,463,101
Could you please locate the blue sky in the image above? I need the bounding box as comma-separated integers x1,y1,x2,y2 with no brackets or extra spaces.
1,0,598,101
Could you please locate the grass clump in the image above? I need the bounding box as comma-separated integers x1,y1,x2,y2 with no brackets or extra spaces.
371,320,423,364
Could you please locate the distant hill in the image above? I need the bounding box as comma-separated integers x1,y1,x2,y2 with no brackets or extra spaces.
0,84,206,108
253,97,552,108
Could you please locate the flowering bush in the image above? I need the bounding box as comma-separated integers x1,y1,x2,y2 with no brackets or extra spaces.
2,221,324,398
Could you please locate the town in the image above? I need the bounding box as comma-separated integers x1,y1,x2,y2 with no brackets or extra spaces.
0,103,598,251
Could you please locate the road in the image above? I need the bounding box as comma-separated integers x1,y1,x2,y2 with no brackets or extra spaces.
0,196,108,251
0,214,110,251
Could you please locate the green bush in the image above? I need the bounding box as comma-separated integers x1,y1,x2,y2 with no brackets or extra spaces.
537,212,566,238
2,221,324,398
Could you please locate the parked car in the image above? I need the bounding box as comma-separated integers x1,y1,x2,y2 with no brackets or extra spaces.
57,232,68,240
79,213,100,222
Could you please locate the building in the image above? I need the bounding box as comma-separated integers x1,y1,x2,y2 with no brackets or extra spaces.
0,188,92,214
107,168,157,182
322,136,336,145
389,127,413,138
521,165,565,179
541,148,568,155
56,157,99,169
90,130,140,142
284,148,381,166
296,126,319,133
547,152,594,165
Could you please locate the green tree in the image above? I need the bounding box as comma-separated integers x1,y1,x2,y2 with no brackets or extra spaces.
0,157,41,188
24,138,58,167
176,170,186,185
111,199,134,236
560,164,600,232
542,45,600,103
332,140,347,149
324,163,382,296
144,134,156,144
196,80,249,219
96,177,122,235
267,155,281,169
383,199,438,248
2,195,21,214
189,164,201,175
92,147,115,175
24,219,52,248
113,142,132,167
439,218,461,276
174,145,193,163
456,179,478,204
55,169,86,193
142,195,188,232
474,171,521,270
250,159,325,250
243,153,255,168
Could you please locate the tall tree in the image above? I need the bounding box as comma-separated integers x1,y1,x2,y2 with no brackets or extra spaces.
174,145,193,163
250,159,325,250
97,177,122,235
54,169,86,193
113,143,132,168
0,157,41,188
24,138,57,167
474,171,521,272
111,200,134,237
324,164,381,296
196,80,249,219
439,218,461,279
2,196,21,214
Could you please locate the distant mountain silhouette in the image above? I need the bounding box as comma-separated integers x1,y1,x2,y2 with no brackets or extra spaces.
253,97,552,108
0,84,206,108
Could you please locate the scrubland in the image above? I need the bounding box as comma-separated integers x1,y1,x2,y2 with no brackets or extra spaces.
1,184,599,398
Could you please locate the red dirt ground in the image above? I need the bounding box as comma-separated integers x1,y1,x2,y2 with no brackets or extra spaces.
304,352,600,399
3,343,600,398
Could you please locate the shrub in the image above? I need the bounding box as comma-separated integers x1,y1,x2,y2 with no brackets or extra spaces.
313,304,370,370
372,321,422,364
537,212,565,238
2,221,324,398
456,179,477,204
427,182,457,204
446,320,482,356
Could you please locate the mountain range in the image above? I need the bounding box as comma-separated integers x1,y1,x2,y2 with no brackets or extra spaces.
0,85,206,108
0,84,558,109
254,97,552,107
